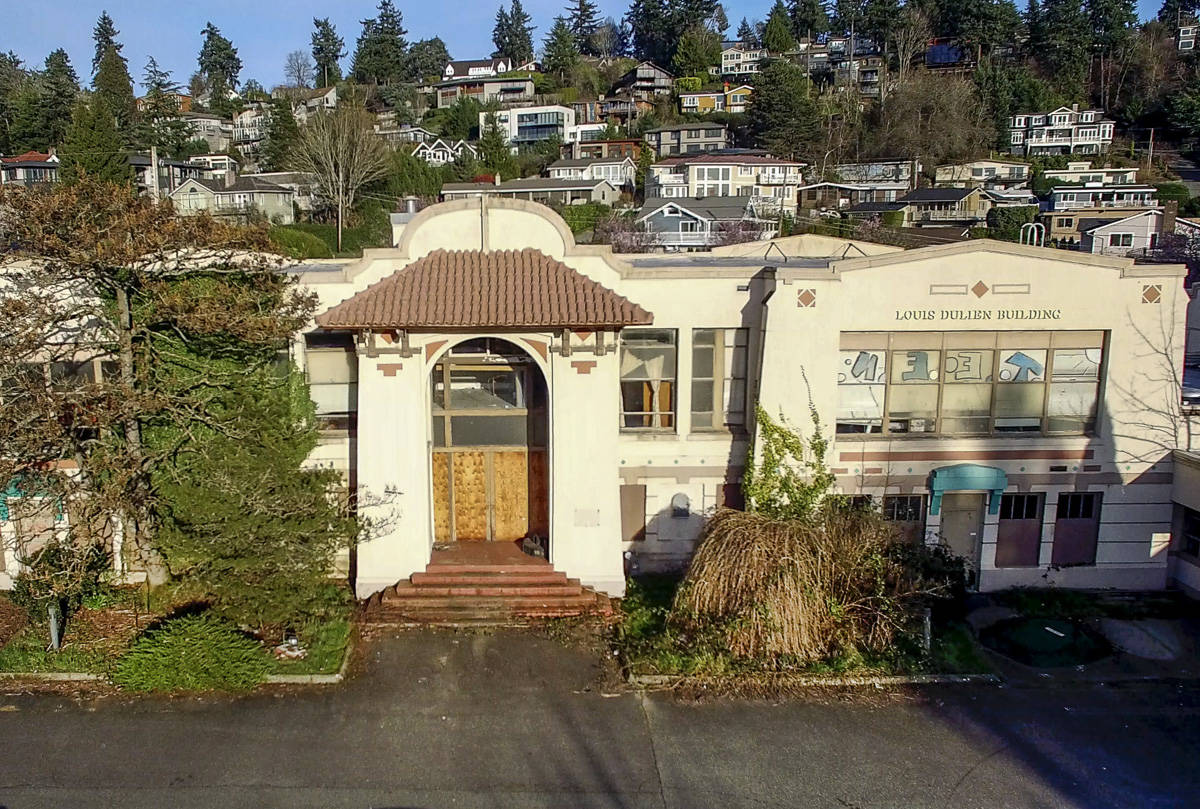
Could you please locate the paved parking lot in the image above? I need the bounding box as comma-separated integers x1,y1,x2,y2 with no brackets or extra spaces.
0,628,1198,808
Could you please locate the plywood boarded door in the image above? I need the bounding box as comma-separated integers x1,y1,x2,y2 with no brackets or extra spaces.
452,451,489,540
492,450,530,541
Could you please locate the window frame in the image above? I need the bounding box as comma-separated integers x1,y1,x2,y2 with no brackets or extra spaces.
836,331,1107,439
690,327,749,432
619,328,678,432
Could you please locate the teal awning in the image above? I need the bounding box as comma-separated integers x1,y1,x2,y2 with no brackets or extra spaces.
929,464,1008,515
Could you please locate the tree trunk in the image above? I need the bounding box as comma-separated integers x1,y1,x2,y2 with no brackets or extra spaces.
115,286,168,586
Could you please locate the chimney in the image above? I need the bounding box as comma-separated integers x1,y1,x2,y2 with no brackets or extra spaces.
403,195,418,214
224,166,237,189
1163,200,1178,236
494,173,501,186
1071,102,1079,112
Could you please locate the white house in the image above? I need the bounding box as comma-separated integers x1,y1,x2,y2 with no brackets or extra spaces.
935,160,1031,189
717,44,768,76
1079,209,1200,256
413,138,478,167
1043,161,1139,186
484,105,578,146
648,154,805,214
1051,184,1158,211
547,156,636,189
1008,106,1115,156
443,58,512,80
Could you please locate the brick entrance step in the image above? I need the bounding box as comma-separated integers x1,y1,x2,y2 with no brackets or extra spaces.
365,541,613,624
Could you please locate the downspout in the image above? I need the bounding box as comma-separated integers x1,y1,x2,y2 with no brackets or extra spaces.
745,267,779,499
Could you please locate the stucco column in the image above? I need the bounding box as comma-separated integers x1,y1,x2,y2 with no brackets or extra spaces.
353,352,433,597
548,349,626,596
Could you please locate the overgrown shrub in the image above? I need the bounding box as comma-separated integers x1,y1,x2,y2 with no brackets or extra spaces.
10,539,110,626
269,226,334,259
111,612,271,692
671,507,954,663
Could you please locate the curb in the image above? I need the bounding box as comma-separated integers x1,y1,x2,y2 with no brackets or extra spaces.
628,672,1003,688
0,672,103,682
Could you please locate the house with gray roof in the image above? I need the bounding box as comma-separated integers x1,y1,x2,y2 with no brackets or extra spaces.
441,177,620,206
169,172,295,224
637,196,774,250
547,156,636,189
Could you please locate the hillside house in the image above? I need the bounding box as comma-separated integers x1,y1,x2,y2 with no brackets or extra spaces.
413,138,477,167
935,160,1031,189
441,177,620,206
638,196,772,249
0,151,58,185
611,61,674,101
647,153,805,214
678,85,753,115
547,157,636,189
169,174,295,224
1008,106,1115,156
1042,162,1139,186
642,124,729,157
1050,184,1158,211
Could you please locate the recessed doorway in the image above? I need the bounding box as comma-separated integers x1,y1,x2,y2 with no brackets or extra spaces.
429,338,549,544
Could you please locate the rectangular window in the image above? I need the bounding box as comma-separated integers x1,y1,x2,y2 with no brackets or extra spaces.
837,332,1105,438
1052,492,1101,566
691,328,748,430
996,493,1043,567
1056,217,1073,227
883,494,926,544
620,329,677,431
1108,233,1133,247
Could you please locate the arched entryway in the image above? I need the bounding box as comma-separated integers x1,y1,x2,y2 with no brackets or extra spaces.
429,338,549,547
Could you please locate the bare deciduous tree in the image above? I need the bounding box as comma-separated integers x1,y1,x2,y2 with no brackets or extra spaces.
284,49,315,89
890,5,931,87
290,103,389,252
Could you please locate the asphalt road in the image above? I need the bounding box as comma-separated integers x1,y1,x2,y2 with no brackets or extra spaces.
1,629,1199,809
1167,154,1200,197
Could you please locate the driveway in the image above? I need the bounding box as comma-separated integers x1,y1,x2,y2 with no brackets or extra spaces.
0,628,1198,808
1167,153,1200,198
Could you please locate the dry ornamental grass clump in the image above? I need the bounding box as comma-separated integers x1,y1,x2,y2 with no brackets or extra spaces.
671,507,945,664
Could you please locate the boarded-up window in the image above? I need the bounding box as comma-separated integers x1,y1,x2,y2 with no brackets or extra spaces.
996,494,1043,567
1052,492,1101,566
620,484,647,542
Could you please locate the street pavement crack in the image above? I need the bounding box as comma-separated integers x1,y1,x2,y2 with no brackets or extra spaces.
638,692,670,809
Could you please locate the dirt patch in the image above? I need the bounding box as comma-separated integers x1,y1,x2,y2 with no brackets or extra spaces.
0,599,28,647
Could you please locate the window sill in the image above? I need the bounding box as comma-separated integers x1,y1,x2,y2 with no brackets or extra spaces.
620,431,679,440
834,432,1094,441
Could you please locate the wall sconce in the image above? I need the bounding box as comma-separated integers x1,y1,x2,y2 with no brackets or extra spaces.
671,493,690,518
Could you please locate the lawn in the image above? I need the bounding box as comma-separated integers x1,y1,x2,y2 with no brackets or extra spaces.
616,575,992,678
0,591,354,680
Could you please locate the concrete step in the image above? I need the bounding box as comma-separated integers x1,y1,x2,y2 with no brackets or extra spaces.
377,593,600,610
385,581,584,599
411,570,570,586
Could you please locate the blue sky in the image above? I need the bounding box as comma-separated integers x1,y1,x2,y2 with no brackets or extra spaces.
3,0,1168,91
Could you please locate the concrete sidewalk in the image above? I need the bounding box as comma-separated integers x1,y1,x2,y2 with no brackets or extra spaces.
0,627,1198,808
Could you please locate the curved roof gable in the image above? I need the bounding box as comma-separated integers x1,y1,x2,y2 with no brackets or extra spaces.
316,248,653,330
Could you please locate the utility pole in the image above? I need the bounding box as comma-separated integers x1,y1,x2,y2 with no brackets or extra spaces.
149,144,161,201
1147,128,1155,170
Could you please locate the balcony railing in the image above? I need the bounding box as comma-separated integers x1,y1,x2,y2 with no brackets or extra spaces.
647,231,715,246
910,208,986,222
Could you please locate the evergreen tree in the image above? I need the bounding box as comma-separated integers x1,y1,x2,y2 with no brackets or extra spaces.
788,0,829,41
625,0,674,64
93,46,136,135
1024,0,1045,54
139,57,195,157
311,17,346,87
478,112,517,178
92,11,123,75
493,4,513,58
0,52,27,154
672,25,721,76
831,0,867,36
59,97,132,185
260,97,299,172
7,83,45,154
385,147,445,197
746,58,820,160
38,50,80,148
1038,0,1091,99
942,0,1022,55
493,0,536,64
197,21,242,106
351,0,409,85
544,16,581,78
1087,0,1136,52
737,16,757,45
863,0,901,49
763,0,798,52
566,0,602,53
405,38,451,82
1158,0,1199,23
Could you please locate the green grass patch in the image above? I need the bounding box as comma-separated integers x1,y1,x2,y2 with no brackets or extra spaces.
929,622,994,675
0,625,113,673
269,618,353,675
111,612,271,692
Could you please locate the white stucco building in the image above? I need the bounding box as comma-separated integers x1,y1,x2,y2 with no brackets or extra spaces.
292,198,1193,600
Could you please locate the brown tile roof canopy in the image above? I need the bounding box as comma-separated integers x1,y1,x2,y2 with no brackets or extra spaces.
315,249,654,330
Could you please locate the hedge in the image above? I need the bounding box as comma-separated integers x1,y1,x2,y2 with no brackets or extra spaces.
111,612,271,692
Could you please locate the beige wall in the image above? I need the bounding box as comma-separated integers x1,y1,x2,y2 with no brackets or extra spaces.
297,198,1190,596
